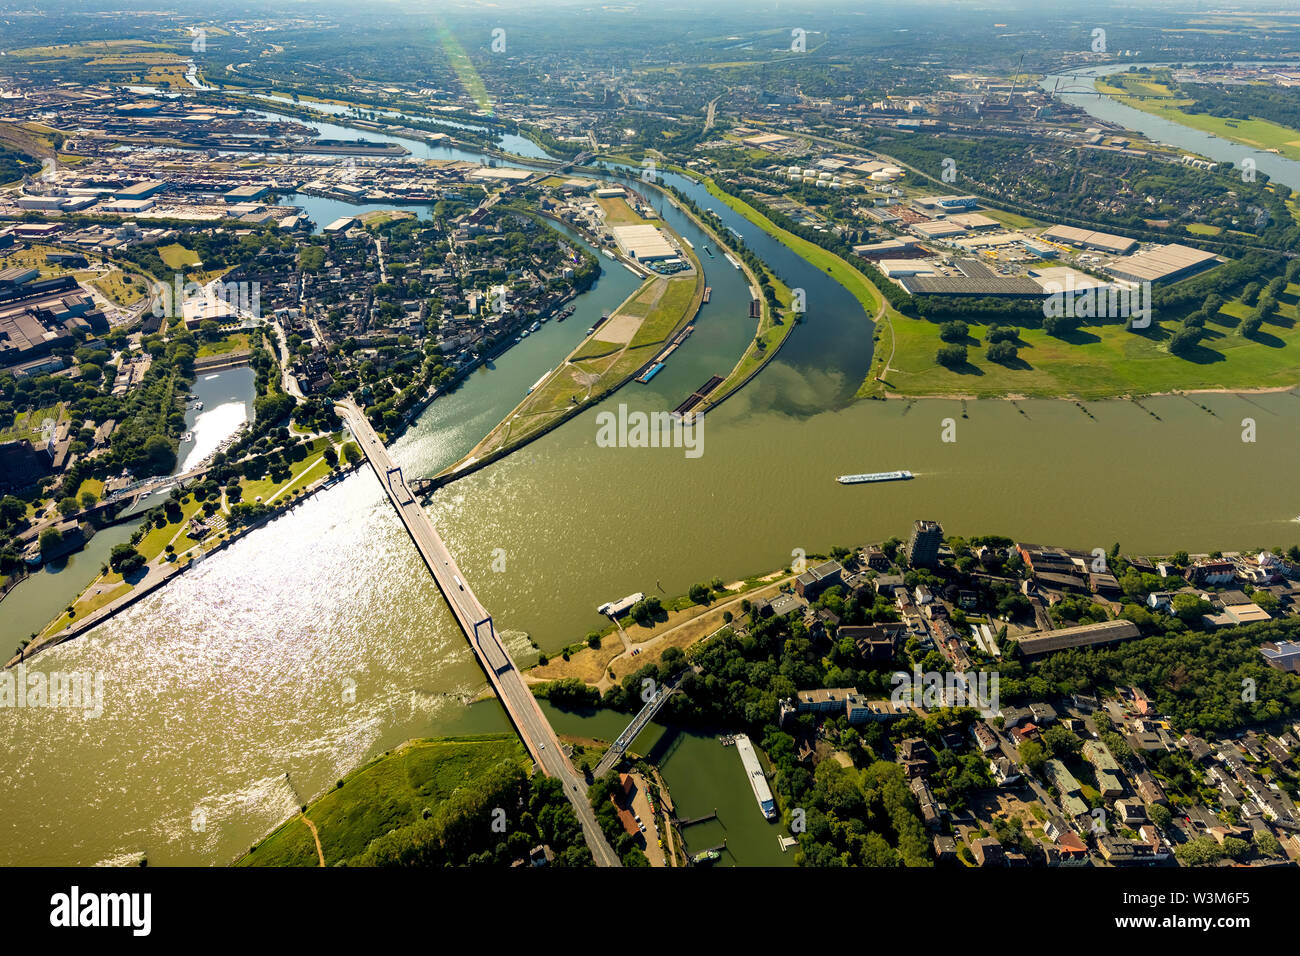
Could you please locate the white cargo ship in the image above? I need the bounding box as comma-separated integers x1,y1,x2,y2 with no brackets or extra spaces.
836,470,913,484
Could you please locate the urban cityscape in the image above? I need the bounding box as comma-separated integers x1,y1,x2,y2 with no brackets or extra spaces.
1,0,1299,929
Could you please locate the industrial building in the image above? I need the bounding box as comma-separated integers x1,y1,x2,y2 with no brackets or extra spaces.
910,219,969,240
1041,224,1139,255
610,224,676,262
898,258,1044,297
111,180,169,200
0,273,108,372
914,195,979,210
1104,243,1220,284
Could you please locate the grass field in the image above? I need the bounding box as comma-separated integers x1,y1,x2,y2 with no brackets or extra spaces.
158,243,201,269
875,281,1300,399
238,436,335,504
195,332,251,358
238,735,528,867
596,195,647,226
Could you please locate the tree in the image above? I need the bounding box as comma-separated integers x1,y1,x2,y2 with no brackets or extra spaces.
39,527,63,556
57,496,79,516
1149,803,1172,829
1042,313,1077,337
936,345,967,368
1019,740,1046,775
342,443,362,465
939,320,969,343
1168,324,1203,355
1176,836,1225,866
79,490,98,509
1042,724,1082,760
986,340,1018,364
254,391,296,425
1171,592,1211,623
141,434,176,474
1254,830,1281,858
109,542,146,576
0,495,26,526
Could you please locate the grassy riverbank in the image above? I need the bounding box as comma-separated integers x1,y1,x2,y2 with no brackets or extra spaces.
526,564,797,691
1097,72,1300,162
873,280,1300,400
238,734,530,867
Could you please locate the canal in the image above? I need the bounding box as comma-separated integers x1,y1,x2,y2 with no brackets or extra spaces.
3,91,1299,866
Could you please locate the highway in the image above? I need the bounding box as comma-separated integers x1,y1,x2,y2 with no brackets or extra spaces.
338,401,621,867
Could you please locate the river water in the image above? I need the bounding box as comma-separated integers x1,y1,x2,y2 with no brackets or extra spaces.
3,92,1300,866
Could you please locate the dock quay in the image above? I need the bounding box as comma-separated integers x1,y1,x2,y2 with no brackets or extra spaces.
633,326,696,385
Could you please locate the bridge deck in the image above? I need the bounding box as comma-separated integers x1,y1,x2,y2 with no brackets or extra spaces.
338,401,619,867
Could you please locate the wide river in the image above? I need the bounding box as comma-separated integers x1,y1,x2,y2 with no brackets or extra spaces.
2,93,1299,866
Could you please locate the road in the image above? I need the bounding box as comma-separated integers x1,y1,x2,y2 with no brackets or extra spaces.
337,401,621,867
593,668,690,777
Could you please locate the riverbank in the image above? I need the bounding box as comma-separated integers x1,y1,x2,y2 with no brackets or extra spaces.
236,734,531,867
526,566,797,692
1096,71,1300,163
869,279,1300,401
5,438,360,668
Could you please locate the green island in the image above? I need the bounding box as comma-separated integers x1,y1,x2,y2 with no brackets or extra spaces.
439,193,704,479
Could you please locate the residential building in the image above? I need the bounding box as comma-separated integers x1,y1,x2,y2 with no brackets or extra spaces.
905,519,943,569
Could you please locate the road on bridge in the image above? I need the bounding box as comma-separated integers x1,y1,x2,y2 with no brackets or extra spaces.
338,401,621,867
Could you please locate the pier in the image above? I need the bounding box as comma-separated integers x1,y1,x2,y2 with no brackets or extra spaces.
670,811,718,827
